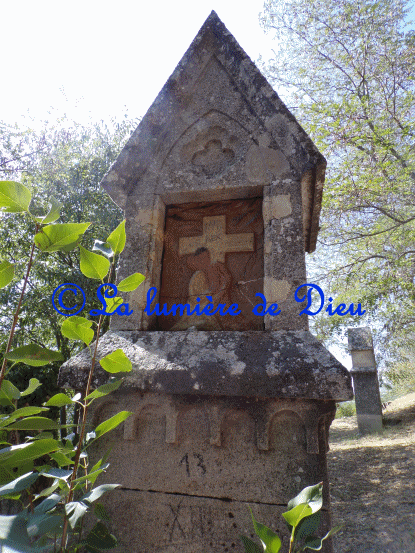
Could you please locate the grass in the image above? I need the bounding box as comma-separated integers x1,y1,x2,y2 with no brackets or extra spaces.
335,401,356,418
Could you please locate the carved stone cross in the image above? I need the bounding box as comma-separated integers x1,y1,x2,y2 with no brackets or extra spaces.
178,215,254,263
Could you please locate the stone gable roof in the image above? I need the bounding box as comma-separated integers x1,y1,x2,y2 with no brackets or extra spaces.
101,11,326,252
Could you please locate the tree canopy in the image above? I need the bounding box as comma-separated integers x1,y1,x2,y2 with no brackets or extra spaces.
0,115,137,399
261,0,415,360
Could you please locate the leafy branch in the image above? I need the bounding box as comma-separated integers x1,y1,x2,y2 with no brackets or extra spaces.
0,180,144,552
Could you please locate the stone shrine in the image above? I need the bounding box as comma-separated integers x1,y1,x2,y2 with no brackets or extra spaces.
59,12,353,553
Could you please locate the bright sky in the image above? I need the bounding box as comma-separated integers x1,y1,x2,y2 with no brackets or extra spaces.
2,0,275,128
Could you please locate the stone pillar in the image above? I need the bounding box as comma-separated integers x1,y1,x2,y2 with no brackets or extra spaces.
348,327,383,434
59,330,353,553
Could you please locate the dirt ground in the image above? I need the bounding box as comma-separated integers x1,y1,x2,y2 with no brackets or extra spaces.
328,393,415,553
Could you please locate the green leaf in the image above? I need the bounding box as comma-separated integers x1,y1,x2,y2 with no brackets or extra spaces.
282,503,313,529
90,455,110,475
61,316,94,345
0,181,31,213
85,379,123,401
0,465,15,487
79,245,110,280
86,456,110,486
59,240,84,252
94,502,110,521
99,349,132,373
32,479,60,500
84,521,118,550
287,483,323,514
2,439,60,468
27,512,62,539
0,396,13,408
302,527,342,551
117,272,145,292
5,344,63,367
33,493,61,514
0,407,48,429
106,219,126,255
0,380,21,400
94,411,132,439
34,196,62,224
0,513,30,547
81,484,119,505
31,432,55,441
72,464,109,487
104,295,124,314
295,512,321,541
0,443,31,463
5,417,58,431
49,451,74,467
92,240,113,258
34,222,90,252
0,261,14,289
250,508,282,553
20,378,42,397
283,481,324,532
9,459,34,479
65,500,89,529
44,393,73,407
0,472,39,497
41,468,72,480
241,535,264,553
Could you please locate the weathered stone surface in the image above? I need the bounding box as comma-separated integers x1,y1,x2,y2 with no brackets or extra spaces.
348,327,382,434
85,391,334,553
348,327,373,351
349,349,376,371
88,393,334,501
351,372,383,434
105,489,332,553
58,330,353,401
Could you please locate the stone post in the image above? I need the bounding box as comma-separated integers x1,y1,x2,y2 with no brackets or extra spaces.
348,327,383,434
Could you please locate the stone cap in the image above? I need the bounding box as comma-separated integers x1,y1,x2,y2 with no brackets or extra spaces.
58,330,353,401
350,365,377,374
348,327,373,351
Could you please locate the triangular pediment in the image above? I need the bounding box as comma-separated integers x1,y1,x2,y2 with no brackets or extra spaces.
101,11,326,252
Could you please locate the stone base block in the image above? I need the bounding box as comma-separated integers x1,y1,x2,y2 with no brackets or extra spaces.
105,489,332,553
86,392,335,552
356,413,383,435
351,371,383,435
89,393,334,504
